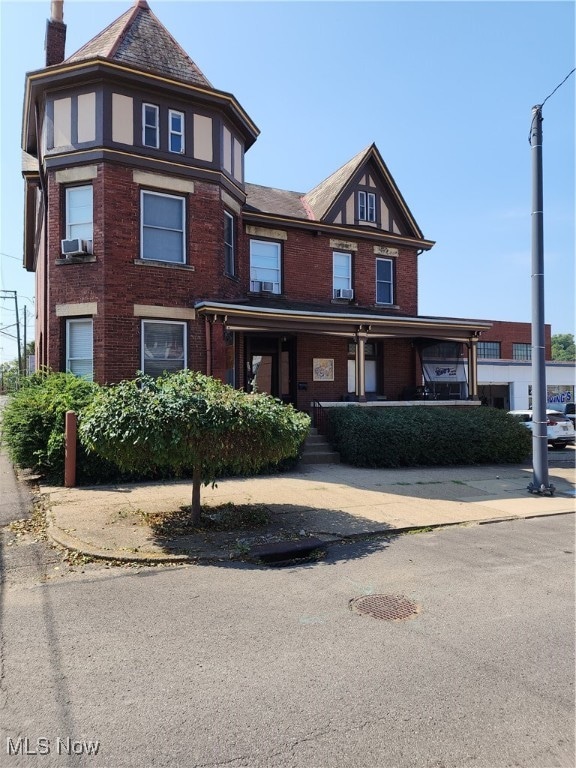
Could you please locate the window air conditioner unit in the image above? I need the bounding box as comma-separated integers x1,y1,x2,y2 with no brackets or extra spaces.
334,288,354,300
261,281,275,292
61,238,89,257
250,280,262,292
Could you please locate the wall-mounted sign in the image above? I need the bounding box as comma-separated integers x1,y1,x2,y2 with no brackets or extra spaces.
313,358,334,382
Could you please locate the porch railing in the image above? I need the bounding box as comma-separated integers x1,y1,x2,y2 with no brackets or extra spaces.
311,400,329,435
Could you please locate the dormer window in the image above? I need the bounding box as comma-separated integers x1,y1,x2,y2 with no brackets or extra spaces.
143,103,159,148
169,110,185,153
358,191,376,223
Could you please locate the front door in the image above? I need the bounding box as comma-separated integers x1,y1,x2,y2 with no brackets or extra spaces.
245,335,296,405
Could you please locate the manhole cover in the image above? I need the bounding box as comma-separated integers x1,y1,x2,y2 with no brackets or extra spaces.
349,594,420,621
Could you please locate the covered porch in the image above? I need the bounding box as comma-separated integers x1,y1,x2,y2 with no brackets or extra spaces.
195,300,492,412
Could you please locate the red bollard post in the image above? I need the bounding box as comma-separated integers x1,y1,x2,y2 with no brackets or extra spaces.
64,410,77,488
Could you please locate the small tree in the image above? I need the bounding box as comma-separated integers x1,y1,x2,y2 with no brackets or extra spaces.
551,333,575,361
79,371,311,524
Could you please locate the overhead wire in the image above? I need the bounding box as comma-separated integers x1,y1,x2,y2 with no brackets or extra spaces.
529,68,575,145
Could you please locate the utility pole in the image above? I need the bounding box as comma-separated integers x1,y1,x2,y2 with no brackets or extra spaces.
0,290,22,375
23,306,27,374
527,105,553,495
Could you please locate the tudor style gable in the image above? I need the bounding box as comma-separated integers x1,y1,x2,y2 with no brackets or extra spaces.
303,144,423,239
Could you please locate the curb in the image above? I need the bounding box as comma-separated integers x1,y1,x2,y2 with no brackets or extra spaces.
46,511,575,566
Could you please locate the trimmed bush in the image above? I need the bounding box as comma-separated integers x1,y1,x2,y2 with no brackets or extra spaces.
79,371,311,522
326,405,532,467
1,372,93,474
0,371,172,485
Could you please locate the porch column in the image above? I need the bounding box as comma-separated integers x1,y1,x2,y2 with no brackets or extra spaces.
355,332,367,401
468,337,479,400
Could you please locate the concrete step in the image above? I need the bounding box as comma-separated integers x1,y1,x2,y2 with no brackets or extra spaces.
302,428,339,464
301,451,340,465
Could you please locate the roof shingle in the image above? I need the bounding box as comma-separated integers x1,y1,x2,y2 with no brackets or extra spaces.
65,1,212,88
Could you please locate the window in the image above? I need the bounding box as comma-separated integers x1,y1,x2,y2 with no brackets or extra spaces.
333,252,352,297
65,185,93,242
143,103,159,148
250,240,281,293
347,342,378,394
513,343,531,361
376,258,393,304
169,110,185,153
478,341,501,359
66,318,93,380
224,211,235,275
358,190,376,222
142,320,186,377
141,190,185,263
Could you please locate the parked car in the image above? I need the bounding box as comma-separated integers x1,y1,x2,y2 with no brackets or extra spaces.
508,409,576,449
563,402,575,427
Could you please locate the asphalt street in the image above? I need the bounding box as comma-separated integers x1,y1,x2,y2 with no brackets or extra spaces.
1,508,574,768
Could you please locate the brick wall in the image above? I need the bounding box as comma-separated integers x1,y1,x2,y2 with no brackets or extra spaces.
480,320,552,360
46,161,421,385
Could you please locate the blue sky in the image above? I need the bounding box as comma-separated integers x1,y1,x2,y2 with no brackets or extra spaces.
1,0,574,365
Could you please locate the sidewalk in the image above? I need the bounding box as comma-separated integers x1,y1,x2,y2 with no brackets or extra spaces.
42,457,576,564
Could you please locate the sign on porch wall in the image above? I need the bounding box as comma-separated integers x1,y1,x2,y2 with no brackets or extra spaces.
313,358,335,382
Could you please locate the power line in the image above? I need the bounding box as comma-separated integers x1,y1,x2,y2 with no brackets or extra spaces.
529,68,576,145
541,68,575,109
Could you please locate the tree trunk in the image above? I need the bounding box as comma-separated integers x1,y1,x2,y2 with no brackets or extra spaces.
191,464,202,526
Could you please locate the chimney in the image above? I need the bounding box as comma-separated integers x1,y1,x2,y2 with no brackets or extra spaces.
45,1,66,66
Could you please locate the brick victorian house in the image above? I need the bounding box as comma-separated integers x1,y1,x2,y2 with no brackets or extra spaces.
22,0,491,412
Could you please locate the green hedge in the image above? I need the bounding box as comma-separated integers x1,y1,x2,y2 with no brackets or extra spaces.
1,371,308,486
0,372,133,485
326,405,532,467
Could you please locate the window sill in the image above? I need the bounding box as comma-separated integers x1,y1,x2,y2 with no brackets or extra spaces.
374,303,400,310
134,259,195,271
224,272,240,282
56,255,97,265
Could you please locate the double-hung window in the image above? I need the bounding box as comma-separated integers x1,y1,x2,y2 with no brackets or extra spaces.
224,211,235,275
169,109,185,153
141,190,185,263
66,318,93,380
333,252,353,298
358,191,376,222
143,103,159,148
142,320,186,378
376,258,394,304
65,185,93,243
250,240,281,294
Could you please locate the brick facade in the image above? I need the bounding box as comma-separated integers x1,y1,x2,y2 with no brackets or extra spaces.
479,320,552,360
24,1,489,409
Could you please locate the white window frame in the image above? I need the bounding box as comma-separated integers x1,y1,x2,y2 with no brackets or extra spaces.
143,103,159,148
65,185,93,242
141,320,187,377
224,211,235,275
358,190,377,222
168,109,185,154
333,251,352,294
376,258,394,305
140,190,186,264
66,318,93,381
249,239,281,294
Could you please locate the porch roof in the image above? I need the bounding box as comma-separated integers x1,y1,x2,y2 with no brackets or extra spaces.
195,300,492,342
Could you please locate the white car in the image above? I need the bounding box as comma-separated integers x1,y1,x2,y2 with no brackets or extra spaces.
508,409,576,450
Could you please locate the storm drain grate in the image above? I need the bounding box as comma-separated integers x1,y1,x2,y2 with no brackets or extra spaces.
349,594,420,621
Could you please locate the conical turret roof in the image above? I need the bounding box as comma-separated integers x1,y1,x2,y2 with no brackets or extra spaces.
65,0,212,88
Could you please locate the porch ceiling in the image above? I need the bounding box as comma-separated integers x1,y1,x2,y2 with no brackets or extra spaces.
195,301,491,342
